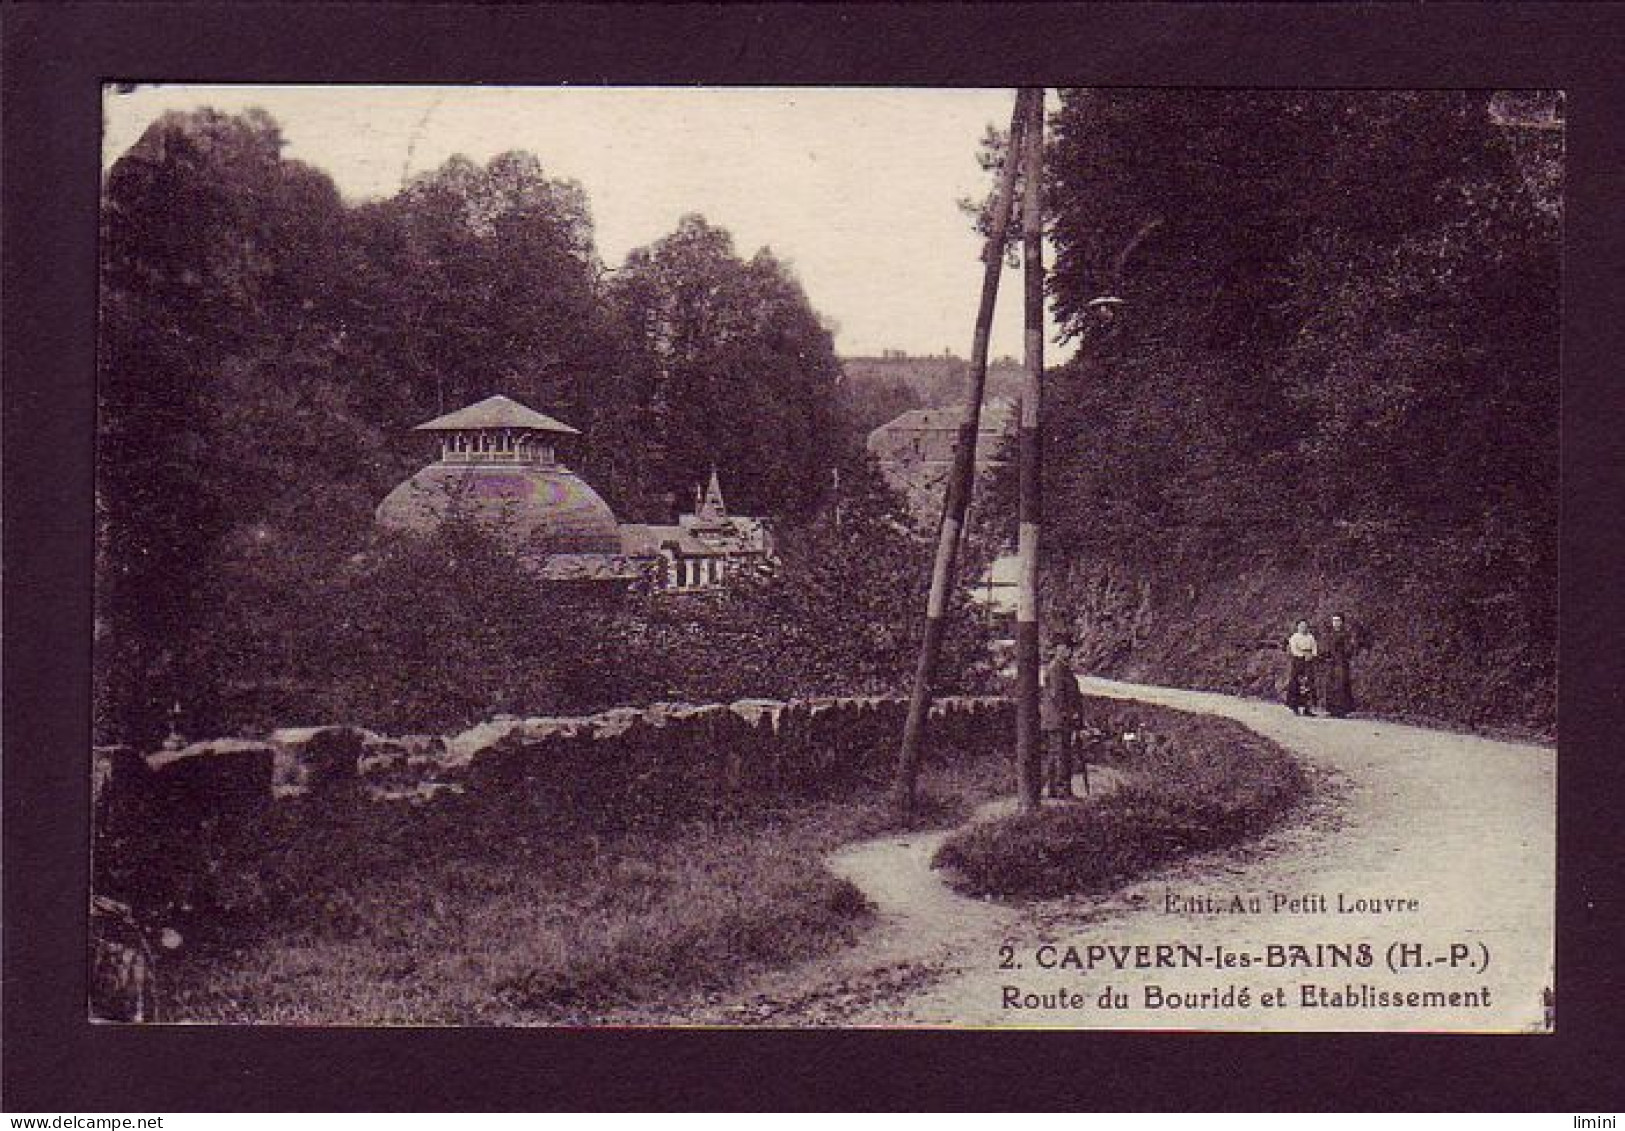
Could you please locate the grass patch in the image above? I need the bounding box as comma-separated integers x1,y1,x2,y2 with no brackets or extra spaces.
931,700,1307,900
158,750,1009,1024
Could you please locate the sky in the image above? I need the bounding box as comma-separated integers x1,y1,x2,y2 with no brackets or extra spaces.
102,85,1071,361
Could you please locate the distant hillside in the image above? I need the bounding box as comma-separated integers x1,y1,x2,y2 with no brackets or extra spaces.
841,354,1026,407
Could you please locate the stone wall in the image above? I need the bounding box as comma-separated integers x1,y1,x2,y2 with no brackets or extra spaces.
93,695,1014,883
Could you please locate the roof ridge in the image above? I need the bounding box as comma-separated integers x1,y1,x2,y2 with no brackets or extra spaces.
414,394,581,434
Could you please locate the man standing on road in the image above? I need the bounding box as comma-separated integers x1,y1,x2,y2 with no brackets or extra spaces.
1040,635,1086,800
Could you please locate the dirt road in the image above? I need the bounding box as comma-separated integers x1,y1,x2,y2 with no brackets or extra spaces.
674,678,1555,1031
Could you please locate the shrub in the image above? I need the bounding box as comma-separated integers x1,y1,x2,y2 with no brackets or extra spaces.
931,698,1306,898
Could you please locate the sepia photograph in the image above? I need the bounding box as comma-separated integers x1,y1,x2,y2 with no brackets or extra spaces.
89,82,1560,1031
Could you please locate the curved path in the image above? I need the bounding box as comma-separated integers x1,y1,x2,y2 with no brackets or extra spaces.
860,678,1555,1031
640,679,1555,1030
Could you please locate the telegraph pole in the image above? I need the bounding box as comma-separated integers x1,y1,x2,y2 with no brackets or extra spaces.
1013,88,1046,812
892,89,1030,815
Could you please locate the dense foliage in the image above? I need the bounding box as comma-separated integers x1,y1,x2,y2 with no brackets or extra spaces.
981,90,1560,732
294,454,986,735
97,93,1558,743
608,216,845,520
623,452,993,707
96,110,888,745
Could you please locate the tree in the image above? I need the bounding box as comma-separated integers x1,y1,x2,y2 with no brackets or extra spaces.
608,215,844,522
1023,88,1560,729
97,125,647,743
337,152,647,507
98,109,357,743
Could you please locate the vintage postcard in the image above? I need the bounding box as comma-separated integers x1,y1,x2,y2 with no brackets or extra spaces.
91,84,1558,1031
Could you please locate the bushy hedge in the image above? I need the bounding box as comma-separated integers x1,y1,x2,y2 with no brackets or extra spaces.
932,697,1306,898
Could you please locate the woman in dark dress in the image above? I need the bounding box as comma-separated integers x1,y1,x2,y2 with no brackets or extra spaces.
1319,613,1358,717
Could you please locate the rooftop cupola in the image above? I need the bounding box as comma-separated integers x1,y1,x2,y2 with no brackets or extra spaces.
413,394,581,467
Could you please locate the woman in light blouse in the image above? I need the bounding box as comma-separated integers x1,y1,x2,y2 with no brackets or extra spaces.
1284,619,1319,716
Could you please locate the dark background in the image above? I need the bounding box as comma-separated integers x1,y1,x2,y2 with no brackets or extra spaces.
5,1,1623,1112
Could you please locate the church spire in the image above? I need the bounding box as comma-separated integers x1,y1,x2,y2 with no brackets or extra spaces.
701,466,727,520
689,466,730,530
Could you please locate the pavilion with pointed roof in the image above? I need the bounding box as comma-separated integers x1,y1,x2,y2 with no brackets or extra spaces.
375,394,771,591
413,394,581,438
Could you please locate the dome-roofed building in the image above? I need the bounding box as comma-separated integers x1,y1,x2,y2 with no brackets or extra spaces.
376,394,773,589
375,394,626,559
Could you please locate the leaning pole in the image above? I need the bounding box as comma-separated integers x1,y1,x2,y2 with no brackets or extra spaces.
1013,87,1046,812
892,89,1030,815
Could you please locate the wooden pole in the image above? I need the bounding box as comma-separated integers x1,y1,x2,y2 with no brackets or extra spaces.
892,89,1030,815
1014,87,1046,812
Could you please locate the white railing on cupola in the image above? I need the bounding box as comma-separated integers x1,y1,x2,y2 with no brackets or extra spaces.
440,430,557,466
